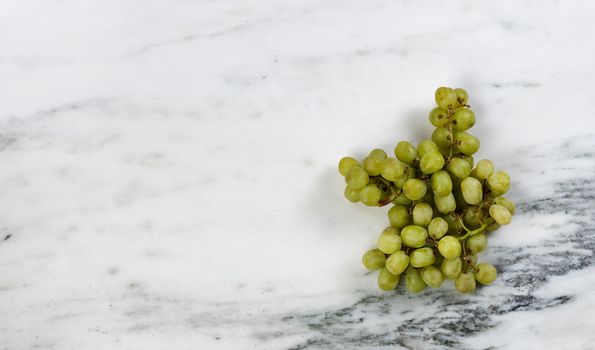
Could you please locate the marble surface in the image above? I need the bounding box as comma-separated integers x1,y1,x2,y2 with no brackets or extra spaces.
1,1,595,349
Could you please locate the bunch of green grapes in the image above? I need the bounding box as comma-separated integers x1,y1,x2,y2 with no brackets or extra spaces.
338,87,514,294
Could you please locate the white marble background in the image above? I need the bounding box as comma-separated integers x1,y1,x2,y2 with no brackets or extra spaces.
1,1,595,349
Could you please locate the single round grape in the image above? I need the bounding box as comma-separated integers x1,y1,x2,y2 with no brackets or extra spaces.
394,141,417,165
447,158,472,179
412,202,433,227
345,167,369,189
377,227,402,254
429,107,450,127
455,272,476,293
385,250,410,275
405,268,427,293
438,236,462,259
435,87,457,109
379,158,405,181
487,171,511,195
486,221,501,232
463,207,482,228
443,212,462,234
474,159,494,180
403,179,427,201
417,139,440,158
359,184,382,206
363,156,382,176
410,247,436,268
400,225,428,248
392,193,412,206
474,263,497,285
489,204,512,225
388,205,411,229
338,157,360,176
428,217,448,239
455,88,469,106
493,196,516,215
369,148,387,160
431,170,453,197
434,192,456,214
455,132,480,155
421,265,444,288
377,267,400,291
466,233,487,253
431,127,453,149
441,257,463,280
452,108,475,131
462,155,474,169
461,177,483,205
344,186,360,203
362,249,386,270
420,151,445,175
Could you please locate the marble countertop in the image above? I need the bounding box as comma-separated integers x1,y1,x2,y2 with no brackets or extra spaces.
1,1,595,349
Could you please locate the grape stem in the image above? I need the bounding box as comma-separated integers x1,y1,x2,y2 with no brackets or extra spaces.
456,218,488,241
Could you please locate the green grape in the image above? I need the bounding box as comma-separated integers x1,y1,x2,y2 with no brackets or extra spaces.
431,127,453,149
363,156,382,176
452,108,475,131
466,233,487,253
403,179,427,201
447,158,472,179
431,170,453,197
443,212,462,234
377,227,402,254
359,184,382,206
438,236,462,259
455,132,480,155
454,88,469,106
379,158,405,181
487,171,510,195
394,141,417,165
428,217,448,239
460,177,483,205
437,145,451,158
386,250,410,275
441,257,463,280
429,107,450,127
400,225,428,248
474,159,494,180
421,265,444,288
377,267,400,291
410,247,435,268
462,155,474,169
420,151,445,175
362,249,386,270
434,192,456,214
405,268,427,293
344,186,360,203
392,193,412,206
463,207,482,228
345,167,369,189
489,204,512,225
455,272,476,293
474,263,497,285
435,87,457,109
486,221,501,232
493,196,516,215
412,202,433,227
454,189,469,211
338,157,360,176
369,148,387,160
388,205,411,229
433,252,445,267
417,139,440,158
466,253,478,266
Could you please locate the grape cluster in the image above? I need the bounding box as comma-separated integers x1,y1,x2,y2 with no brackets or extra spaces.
338,87,514,294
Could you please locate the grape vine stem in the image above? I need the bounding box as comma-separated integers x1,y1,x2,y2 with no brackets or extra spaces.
456,217,488,241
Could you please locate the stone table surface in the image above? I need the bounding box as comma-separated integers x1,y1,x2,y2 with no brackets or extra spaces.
1,1,594,349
